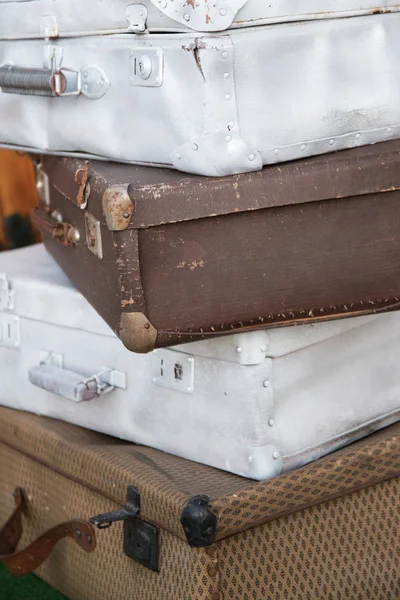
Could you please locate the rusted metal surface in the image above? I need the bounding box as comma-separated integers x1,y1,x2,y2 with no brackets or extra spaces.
102,184,134,231
0,487,96,577
74,160,90,209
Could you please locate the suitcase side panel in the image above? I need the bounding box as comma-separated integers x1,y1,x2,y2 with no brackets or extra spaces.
2,15,400,176
217,479,400,600
139,190,400,338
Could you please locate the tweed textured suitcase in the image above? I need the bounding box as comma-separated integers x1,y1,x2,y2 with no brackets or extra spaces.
0,408,399,600
32,141,400,353
1,13,400,176
1,0,400,37
2,243,400,480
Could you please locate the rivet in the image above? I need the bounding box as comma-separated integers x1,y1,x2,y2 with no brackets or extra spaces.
225,135,232,143
223,72,230,79
273,149,279,155
268,419,275,427
99,79,104,86
387,127,392,134
76,529,81,537
152,377,157,383
220,8,227,15
260,344,267,352
228,121,234,129
183,13,190,21
273,451,280,460
160,0,167,6
221,51,228,59
175,153,181,160
301,144,307,151
248,455,253,463
187,356,194,363
248,153,256,161
355,133,361,140
263,380,270,388
329,138,335,145
192,143,198,151
87,534,92,543
187,387,193,392
235,346,242,354
225,94,231,101
144,323,150,329
123,212,130,219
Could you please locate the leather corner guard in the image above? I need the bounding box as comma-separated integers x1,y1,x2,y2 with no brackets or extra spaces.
0,487,96,577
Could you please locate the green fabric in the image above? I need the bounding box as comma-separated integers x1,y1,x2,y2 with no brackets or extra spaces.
0,563,67,599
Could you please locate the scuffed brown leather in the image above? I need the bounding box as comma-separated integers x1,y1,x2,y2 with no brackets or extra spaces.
0,487,96,577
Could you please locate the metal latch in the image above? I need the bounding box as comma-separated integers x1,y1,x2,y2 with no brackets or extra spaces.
125,4,148,33
75,161,90,209
0,275,14,311
90,486,159,572
35,163,50,206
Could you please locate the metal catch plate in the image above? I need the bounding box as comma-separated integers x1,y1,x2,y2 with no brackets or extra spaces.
85,213,103,260
124,519,159,572
0,314,20,348
152,349,195,394
130,48,163,87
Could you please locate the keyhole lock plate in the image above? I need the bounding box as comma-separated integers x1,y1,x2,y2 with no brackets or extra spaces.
130,48,163,87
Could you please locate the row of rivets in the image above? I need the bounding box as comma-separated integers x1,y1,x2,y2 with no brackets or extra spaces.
279,127,395,157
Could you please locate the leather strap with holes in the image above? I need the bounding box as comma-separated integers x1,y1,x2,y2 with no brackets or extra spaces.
0,488,96,576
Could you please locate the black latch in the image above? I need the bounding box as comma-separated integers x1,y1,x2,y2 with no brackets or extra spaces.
90,485,159,572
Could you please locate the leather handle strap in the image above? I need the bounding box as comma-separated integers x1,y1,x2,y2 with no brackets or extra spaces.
0,488,96,577
31,207,79,247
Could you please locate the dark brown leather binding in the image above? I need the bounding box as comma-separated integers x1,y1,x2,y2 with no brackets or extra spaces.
38,141,400,352
0,487,96,576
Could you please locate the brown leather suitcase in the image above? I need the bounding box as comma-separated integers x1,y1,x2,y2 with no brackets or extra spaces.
0,407,399,600
33,141,400,353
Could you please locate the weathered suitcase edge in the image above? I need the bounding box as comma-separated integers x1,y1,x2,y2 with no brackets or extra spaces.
1,409,398,546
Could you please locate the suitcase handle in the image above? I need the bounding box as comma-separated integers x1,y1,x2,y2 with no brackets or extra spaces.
0,64,109,99
31,206,80,247
0,488,96,577
28,354,127,403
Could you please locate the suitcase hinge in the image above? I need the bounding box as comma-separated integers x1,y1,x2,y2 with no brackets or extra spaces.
180,495,217,548
90,485,159,572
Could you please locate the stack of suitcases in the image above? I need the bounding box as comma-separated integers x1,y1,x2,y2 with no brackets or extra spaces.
0,2,399,599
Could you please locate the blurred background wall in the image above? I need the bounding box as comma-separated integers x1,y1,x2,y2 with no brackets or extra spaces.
0,149,39,249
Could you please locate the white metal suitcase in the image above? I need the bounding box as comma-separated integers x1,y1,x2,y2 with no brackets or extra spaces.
1,0,399,37
0,244,399,480
1,13,400,176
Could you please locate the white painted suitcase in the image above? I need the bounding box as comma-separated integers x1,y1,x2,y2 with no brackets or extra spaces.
1,244,399,480
1,0,399,37
1,13,400,176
